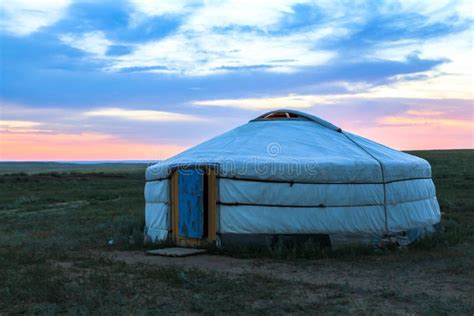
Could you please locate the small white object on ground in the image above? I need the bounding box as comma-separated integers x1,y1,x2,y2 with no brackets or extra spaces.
146,247,206,257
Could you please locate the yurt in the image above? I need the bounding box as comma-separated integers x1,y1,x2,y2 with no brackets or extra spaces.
144,109,440,247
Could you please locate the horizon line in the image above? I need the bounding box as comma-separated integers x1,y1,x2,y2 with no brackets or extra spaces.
1,148,472,163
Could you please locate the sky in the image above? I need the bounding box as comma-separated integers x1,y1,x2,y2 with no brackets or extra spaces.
0,0,473,161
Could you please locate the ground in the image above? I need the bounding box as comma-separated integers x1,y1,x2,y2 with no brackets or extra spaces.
0,150,473,315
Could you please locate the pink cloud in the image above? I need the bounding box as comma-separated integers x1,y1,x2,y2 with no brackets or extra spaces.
353,124,473,150
0,132,185,161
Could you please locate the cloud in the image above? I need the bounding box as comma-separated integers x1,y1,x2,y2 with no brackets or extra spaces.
72,1,346,75
0,120,40,128
193,69,474,111
83,108,204,122
0,131,185,160
363,73,474,100
128,0,313,31
352,123,473,151
108,27,339,75
405,110,443,116
0,0,71,36
60,31,112,56
129,0,192,17
378,0,473,24
181,0,306,32
55,0,471,79
193,94,332,110
0,120,53,133
369,26,473,99
378,115,472,129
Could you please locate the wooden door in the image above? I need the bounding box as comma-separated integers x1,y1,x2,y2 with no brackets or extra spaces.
178,169,204,239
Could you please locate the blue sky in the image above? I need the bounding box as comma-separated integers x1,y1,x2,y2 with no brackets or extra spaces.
0,0,473,160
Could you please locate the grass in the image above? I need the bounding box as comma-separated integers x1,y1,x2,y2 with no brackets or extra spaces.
0,150,473,314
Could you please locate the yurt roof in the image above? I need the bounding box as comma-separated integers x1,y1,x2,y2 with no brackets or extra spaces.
146,109,431,183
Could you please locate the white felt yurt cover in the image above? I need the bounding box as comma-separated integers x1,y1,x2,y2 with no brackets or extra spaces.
144,110,440,245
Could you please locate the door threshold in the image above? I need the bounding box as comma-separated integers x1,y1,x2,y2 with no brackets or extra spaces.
146,247,207,257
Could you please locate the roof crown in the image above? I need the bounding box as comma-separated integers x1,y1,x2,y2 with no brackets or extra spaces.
250,109,341,132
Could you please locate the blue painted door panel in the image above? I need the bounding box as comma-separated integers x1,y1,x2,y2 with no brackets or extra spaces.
178,169,204,239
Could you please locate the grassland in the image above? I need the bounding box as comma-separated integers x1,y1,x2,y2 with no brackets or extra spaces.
0,150,473,314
